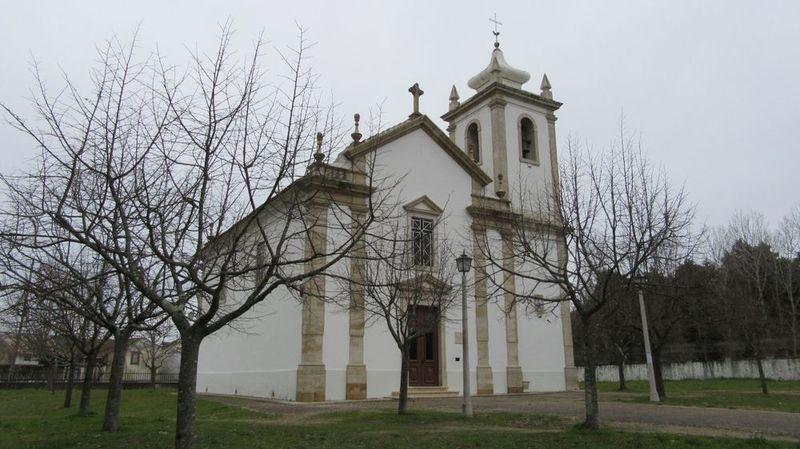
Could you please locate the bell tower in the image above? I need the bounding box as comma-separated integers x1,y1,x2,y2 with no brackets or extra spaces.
441,39,562,204
444,30,579,393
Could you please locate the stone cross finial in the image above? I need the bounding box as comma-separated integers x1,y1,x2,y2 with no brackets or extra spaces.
540,73,553,100
408,83,424,117
449,85,460,111
314,132,324,162
351,113,362,143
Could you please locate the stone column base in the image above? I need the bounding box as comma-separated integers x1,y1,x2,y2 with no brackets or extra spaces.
296,364,326,402
476,365,494,395
506,366,524,394
346,364,367,400
564,366,579,391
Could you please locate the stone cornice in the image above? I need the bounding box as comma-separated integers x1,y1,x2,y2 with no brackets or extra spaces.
441,83,562,123
467,195,565,236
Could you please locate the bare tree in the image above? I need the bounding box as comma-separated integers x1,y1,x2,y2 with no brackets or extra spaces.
1,25,388,449
776,204,800,356
0,290,31,383
714,211,776,394
0,196,166,429
478,128,695,429
140,322,178,387
23,277,110,415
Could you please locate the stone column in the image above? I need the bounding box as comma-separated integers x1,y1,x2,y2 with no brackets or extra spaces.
296,201,328,402
489,97,509,198
472,226,494,395
546,112,578,390
501,233,523,393
346,207,368,399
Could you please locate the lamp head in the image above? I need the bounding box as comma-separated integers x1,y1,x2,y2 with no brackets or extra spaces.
456,251,472,273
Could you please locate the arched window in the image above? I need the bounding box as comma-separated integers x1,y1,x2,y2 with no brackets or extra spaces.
519,117,537,163
466,122,480,163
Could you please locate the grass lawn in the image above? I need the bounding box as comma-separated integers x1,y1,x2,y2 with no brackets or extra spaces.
592,379,800,413
0,388,796,449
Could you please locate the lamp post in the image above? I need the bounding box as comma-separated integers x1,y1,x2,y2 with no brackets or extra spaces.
633,273,660,403
455,251,473,417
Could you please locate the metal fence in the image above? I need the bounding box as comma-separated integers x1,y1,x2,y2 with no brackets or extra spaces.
0,366,178,387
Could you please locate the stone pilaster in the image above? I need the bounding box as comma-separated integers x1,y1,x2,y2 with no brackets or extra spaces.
546,112,578,391
501,234,523,393
472,227,494,395
489,97,508,198
346,207,368,399
296,202,328,402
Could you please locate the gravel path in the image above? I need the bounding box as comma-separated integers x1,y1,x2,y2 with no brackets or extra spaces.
201,391,800,441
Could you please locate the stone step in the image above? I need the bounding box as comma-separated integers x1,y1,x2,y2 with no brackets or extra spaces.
390,386,460,398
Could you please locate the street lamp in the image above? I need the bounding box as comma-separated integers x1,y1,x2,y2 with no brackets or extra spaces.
633,273,660,403
455,250,473,417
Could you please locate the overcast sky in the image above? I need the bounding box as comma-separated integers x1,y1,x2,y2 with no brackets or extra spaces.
1,0,798,229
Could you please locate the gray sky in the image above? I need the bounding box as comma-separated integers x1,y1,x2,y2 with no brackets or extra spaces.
1,0,798,229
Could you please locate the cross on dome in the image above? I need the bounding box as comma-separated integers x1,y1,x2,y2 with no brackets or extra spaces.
490,13,503,48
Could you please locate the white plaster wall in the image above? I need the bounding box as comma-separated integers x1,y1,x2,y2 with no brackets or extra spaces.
197,285,302,400
514,243,567,392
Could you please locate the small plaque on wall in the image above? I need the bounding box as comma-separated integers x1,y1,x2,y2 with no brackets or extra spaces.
455,331,463,345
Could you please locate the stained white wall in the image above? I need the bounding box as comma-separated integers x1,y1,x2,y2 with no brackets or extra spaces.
197,285,302,400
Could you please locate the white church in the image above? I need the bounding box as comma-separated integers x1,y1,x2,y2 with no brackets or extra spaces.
197,39,578,401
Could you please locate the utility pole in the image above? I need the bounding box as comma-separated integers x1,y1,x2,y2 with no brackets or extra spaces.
635,275,660,403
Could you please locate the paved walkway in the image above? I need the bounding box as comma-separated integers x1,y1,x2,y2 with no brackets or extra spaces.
201,391,800,441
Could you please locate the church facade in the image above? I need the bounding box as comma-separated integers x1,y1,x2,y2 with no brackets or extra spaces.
197,42,578,401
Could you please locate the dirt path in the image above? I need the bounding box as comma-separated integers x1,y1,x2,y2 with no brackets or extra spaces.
201,391,800,441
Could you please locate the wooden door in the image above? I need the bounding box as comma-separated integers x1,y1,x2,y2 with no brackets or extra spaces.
408,306,439,387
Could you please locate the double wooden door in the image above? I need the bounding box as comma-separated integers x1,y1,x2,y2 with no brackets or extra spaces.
408,306,439,386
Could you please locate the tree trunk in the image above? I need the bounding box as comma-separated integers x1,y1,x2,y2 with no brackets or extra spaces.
755,357,768,394
398,346,409,415
581,321,600,429
64,353,76,408
175,335,202,449
79,351,98,416
150,366,158,388
652,351,666,400
788,291,798,357
102,330,131,431
616,358,627,391
49,358,59,394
